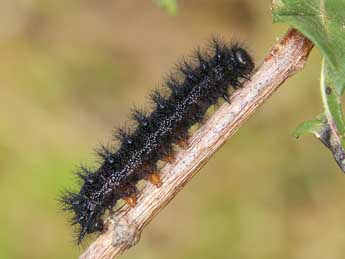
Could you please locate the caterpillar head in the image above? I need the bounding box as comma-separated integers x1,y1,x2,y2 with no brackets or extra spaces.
233,47,255,76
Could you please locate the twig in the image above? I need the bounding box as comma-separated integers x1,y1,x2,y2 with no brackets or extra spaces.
79,28,314,259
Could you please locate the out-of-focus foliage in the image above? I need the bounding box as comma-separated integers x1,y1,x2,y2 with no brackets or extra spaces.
0,1,344,259
154,0,178,15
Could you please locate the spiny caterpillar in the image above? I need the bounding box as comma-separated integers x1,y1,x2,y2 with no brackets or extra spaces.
61,38,254,244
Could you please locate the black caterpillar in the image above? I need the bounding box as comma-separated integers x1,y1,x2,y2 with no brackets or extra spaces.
61,38,254,243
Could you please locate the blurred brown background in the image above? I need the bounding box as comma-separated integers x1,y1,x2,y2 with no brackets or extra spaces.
0,1,344,259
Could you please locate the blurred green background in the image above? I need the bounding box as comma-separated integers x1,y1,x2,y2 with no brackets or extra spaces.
1,1,345,258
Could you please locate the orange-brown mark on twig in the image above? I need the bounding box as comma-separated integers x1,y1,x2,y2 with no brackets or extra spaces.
145,172,162,187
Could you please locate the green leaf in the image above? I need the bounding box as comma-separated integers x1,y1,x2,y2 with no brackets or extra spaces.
272,0,345,94
320,59,345,143
154,0,178,15
293,116,326,138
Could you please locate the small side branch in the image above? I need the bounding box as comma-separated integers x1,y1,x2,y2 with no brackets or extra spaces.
80,28,314,259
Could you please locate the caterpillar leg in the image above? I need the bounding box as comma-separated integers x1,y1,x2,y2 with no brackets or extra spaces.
145,172,162,187
162,153,176,164
201,115,209,125
177,138,189,149
223,93,231,104
124,195,137,208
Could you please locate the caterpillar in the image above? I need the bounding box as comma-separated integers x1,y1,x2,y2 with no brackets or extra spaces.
61,38,254,244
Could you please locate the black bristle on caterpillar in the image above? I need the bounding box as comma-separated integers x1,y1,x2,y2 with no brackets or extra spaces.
60,38,254,244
